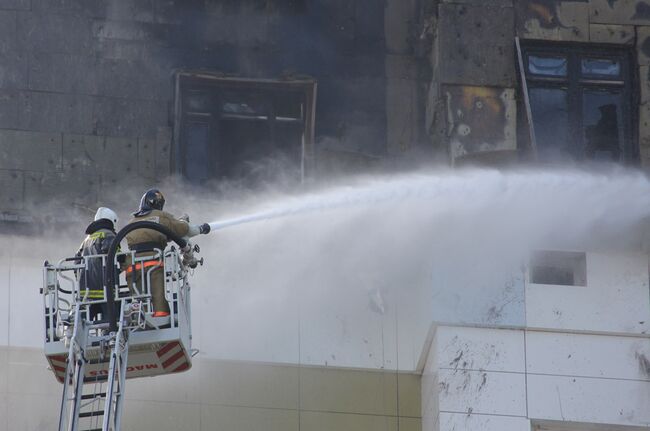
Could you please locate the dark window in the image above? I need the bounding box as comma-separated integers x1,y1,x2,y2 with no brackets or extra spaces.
528,54,568,77
528,88,569,157
184,122,211,184
522,44,636,163
174,74,317,186
581,58,621,77
530,250,587,287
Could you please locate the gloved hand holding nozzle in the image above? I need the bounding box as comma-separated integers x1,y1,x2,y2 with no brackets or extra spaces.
176,213,210,237
186,222,211,238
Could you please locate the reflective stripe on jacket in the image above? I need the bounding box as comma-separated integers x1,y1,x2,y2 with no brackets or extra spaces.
77,219,118,300
86,289,105,299
125,260,163,274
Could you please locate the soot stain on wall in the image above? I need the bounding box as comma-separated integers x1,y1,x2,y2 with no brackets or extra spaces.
446,86,508,153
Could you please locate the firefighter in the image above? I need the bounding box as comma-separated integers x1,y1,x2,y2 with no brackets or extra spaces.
125,189,210,317
77,207,119,321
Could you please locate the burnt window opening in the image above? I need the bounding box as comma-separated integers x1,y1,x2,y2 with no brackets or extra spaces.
520,43,636,164
174,74,317,186
529,250,587,287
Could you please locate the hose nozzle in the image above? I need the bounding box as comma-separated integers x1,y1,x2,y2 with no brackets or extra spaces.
199,223,211,235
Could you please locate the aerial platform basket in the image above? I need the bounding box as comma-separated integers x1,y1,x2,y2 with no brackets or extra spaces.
42,246,195,383
44,221,203,431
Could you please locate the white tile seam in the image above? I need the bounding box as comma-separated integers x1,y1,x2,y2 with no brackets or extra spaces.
438,410,528,419
437,367,650,383
6,259,10,349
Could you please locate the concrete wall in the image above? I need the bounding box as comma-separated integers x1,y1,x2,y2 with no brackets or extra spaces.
426,0,650,166
0,0,430,218
7,0,650,219
422,326,650,431
429,1,518,160
6,0,650,219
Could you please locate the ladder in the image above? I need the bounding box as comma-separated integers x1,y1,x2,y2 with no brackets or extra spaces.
44,237,199,430
58,300,130,431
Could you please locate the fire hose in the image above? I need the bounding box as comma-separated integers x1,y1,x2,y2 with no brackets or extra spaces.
104,221,189,332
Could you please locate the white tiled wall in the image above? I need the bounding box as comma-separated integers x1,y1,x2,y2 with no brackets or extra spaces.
432,326,525,373
525,331,650,381
2,239,650,431
0,259,8,347
422,326,650,431
439,412,530,431
526,252,650,335
1,247,428,372
438,368,527,416
528,374,650,427
8,261,42,348
422,326,529,431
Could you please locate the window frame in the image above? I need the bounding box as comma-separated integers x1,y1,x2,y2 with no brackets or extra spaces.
529,250,587,287
173,72,318,183
520,42,638,163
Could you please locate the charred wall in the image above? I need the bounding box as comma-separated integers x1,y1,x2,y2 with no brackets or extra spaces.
427,0,650,167
12,0,650,222
0,0,428,222
428,1,517,162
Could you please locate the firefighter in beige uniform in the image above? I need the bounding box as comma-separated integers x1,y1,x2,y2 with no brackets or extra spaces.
125,189,210,317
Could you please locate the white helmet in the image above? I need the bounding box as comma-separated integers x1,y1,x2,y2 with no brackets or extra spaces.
94,207,118,226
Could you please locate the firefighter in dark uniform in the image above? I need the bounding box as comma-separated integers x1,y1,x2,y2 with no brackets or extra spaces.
77,207,120,320
125,189,210,317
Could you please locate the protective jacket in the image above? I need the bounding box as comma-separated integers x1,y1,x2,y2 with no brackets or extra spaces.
76,219,117,300
125,209,190,250
125,209,190,314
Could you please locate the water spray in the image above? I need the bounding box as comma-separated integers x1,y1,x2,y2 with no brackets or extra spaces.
204,168,650,255
209,211,289,231
207,173,466,232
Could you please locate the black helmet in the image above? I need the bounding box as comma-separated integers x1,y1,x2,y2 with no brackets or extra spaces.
133,189,165,217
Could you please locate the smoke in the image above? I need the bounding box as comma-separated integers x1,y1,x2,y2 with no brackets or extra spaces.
206,166,650,251
180,166,650,368
3,166,650,369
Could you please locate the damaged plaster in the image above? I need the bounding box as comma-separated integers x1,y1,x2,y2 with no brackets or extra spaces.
516,0,590,41
445,86,516,160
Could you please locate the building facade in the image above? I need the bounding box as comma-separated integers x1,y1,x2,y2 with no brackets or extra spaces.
2,1,650,218
422,251,650,431
0,1,649,431
430,0,648,166
0,0,427,224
